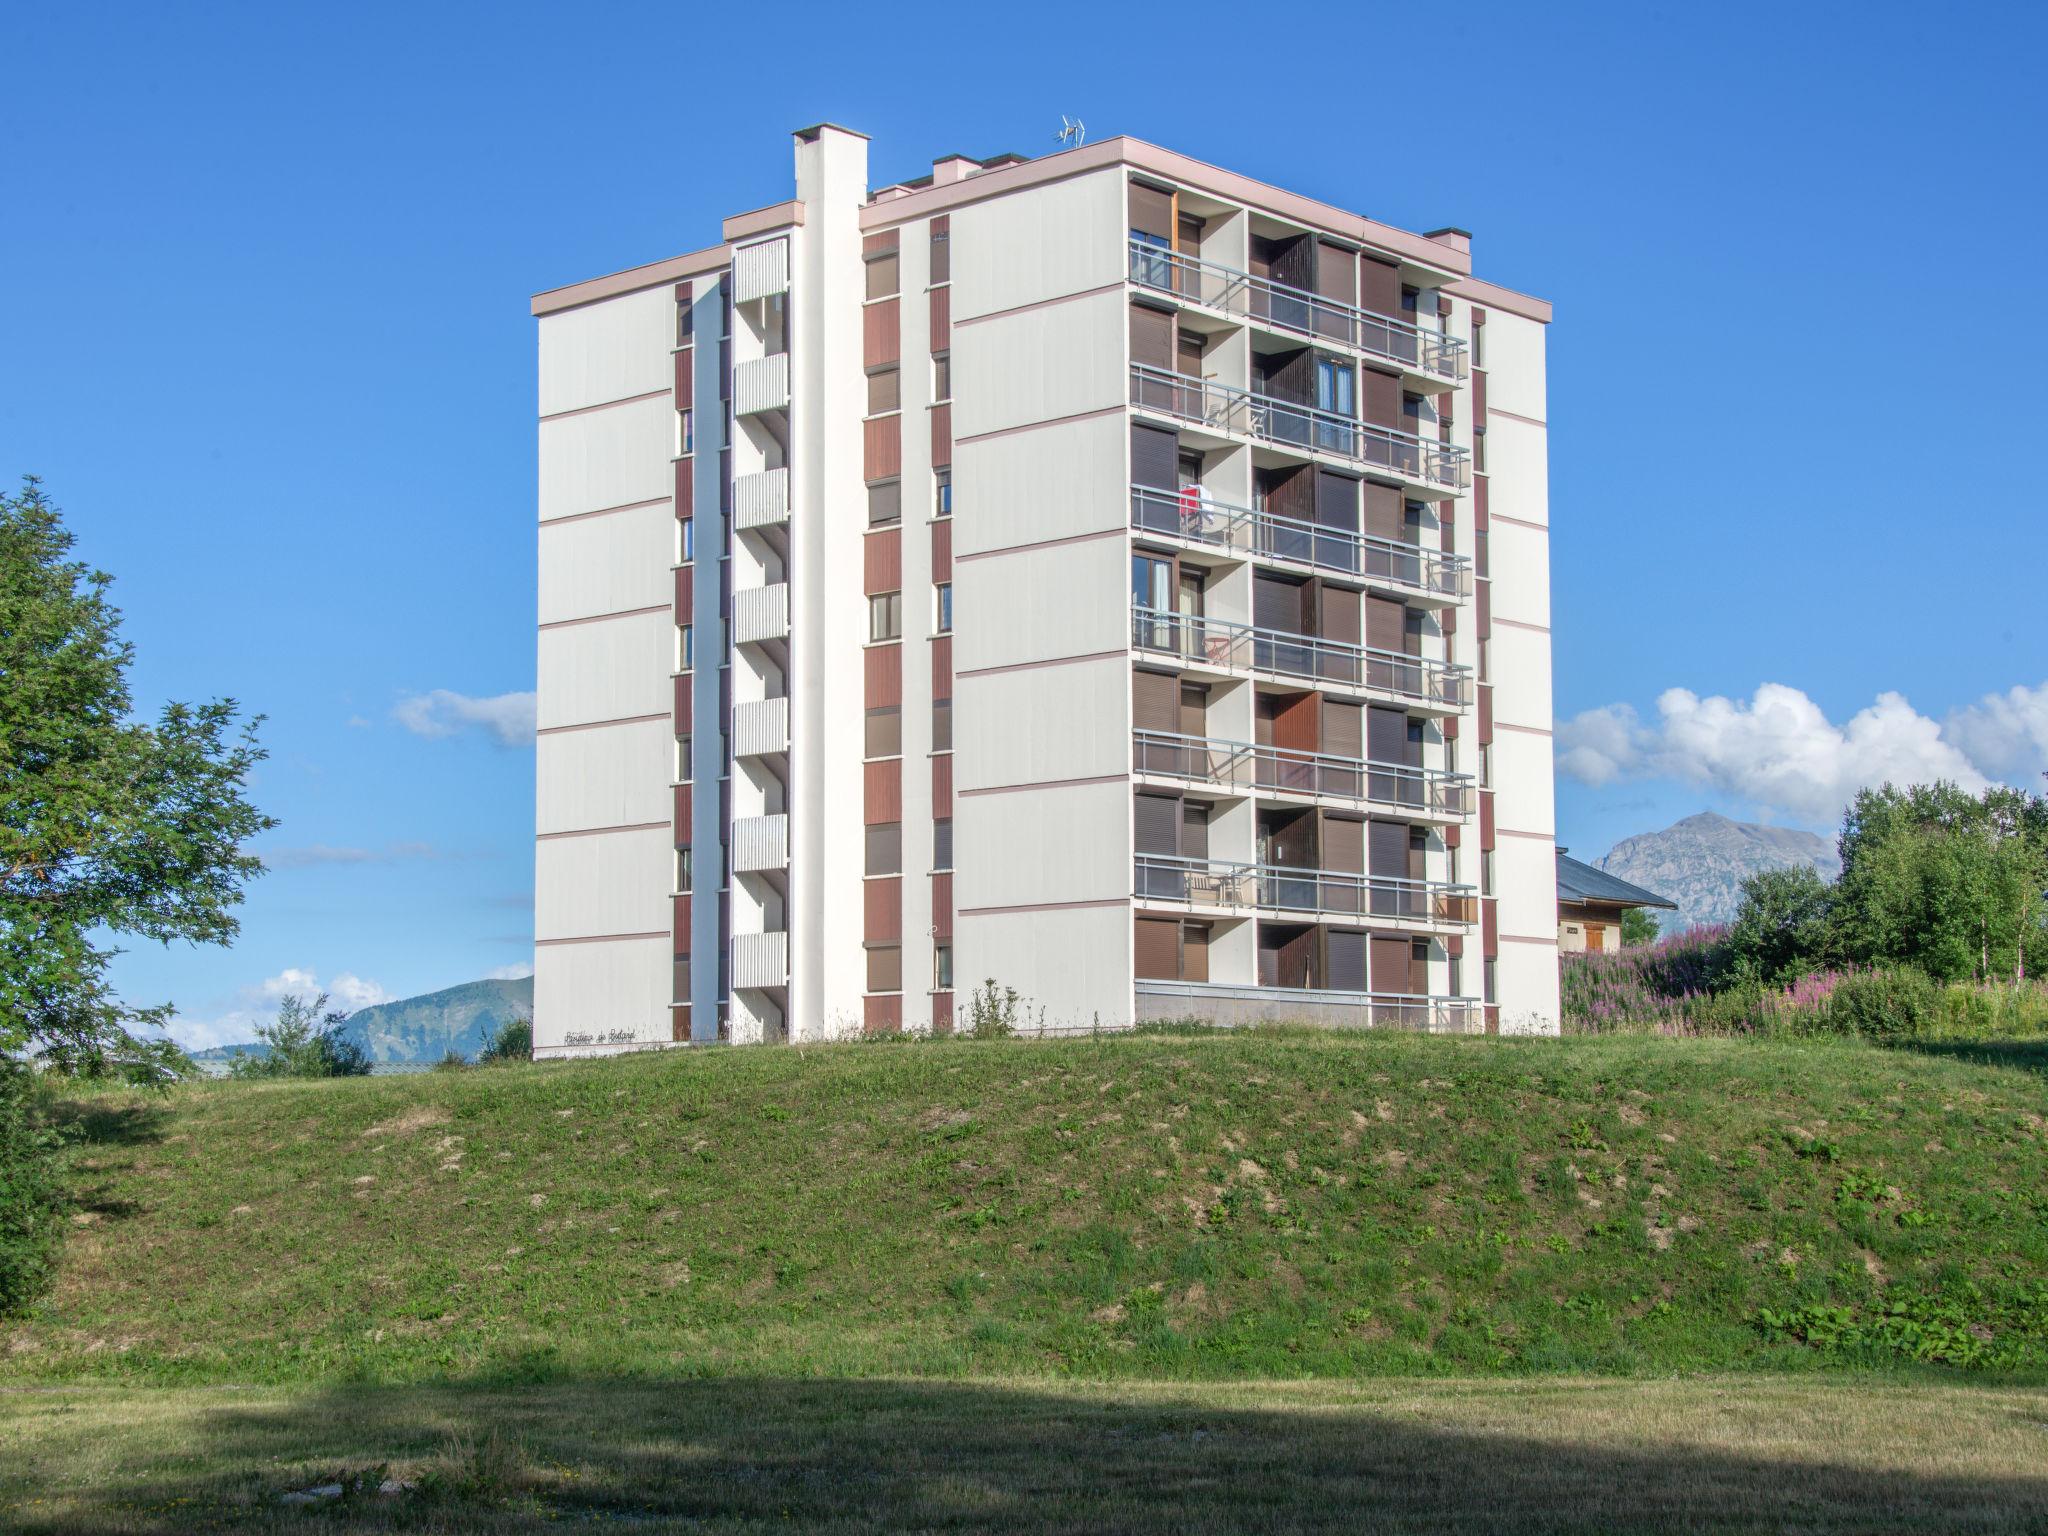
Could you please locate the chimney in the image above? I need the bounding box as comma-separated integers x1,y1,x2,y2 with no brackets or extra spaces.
930,155,979,185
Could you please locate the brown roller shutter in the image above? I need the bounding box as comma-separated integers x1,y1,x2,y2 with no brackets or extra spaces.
1323,815,1364,873
1254,573,1305,632
1314,241,1357,304
1130,303,1175,369
1367,705,1406,764
1472,368,1488,427
1366,595,1406,654
1134,791,1180,855
1478,683,1494,745
1270,691,1319,753
1131,423,1179,490
1328,929,1368,992
1363,481,1405,543
931,753,952,816
1360,256,1401,318
1135,917,1179,980
1182,923,1210,983
1315,583,1360,645
932,872,953,937
1410,939,1432,998
1181,802,1209,862
673,349,694,408
1371,934,1415,994
865,644,902,707
1361,368,1402,430
1129,182,1173,240
1133,669,1178,733
1323,699,1363,759
1314,469,1359,532
1368,820,1408,880
931,635,952,698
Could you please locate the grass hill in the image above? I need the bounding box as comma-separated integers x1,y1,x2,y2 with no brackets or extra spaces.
191,975,532,1070
12,1029,2046,1388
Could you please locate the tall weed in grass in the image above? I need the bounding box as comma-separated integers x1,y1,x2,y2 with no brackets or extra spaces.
0,1063,63,1316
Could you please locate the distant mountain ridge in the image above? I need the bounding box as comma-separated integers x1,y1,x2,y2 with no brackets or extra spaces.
193,975,533,1068
1595,812,1839,932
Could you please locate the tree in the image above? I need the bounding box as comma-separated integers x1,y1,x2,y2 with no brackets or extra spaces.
228,993,372,1079
1722,865,1838,985
0,478,273,1079
477,1010,532,1064
1620,907,1663,948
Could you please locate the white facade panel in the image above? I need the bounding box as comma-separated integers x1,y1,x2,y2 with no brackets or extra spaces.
534,826,672,942
1495,939,1561,1036
1483,417,1549,529
533,936,670,1051
952,287,1125,440
1488,625,1553,731
956,905,1131,1032
953,536,1127,673
536,609,671,730
950,167,1123,322
954,409,1126,558
1480,312,1547,423
955,779,1130,910
538,393,674,522
537,285,674,418
535,717,672,836
1487,519,1551,631
955,653,1129,793
1489,727,1556,838
537,502,673,625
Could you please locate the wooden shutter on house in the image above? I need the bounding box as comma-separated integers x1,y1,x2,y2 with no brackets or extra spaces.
1130,303,1175,369
1132,669,1179,734
1134,792,1181,856
1129,182,1173,240
1368,820,1408,880
1371,934,1415,994
1323,815,1364,873
1269,691,1319,752
1314,470,1360,534
1315,583,1361,645
1265,463,1315,522
1364,481,1406,543
1362,368,1403,429
1314,241,1357,305
1322,700,1363,759
1360,256,1401,318
1255,573,1306,633
1182,923,1210,983
1366,595,1406,654
1327,929,1368,992
1131,423,1179,490
1181,803,1209,862
1367,706,1407,765
1134,917,1179,980
1410,939,1432,997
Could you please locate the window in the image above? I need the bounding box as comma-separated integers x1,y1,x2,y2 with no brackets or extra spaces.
1448,955,1463,998
1315,357,1354,417
866,822,902,876
1400,285,1419,317
866,943,902,993
677,624,694,672
934,468,952,518
867,480,901,528
672,957,690,1004
865,706,901,759
679,516,694,564
869,591,902,642
932,698,952,751
675,735,692,782
933,818,953,871
933,940,953,991
675,847,692,893
1130,228,1171,288
865,251,899,301
1484,958,1497,1007
677,408,694,456
930,225,950,284
1480,744,1493,788
1474,428,1487,474
1482,849,1496,897
866,367,899,415
675,295,694,346
933,582,952,635
721,285,733,338
932,353,952,401
1472,322,1486,370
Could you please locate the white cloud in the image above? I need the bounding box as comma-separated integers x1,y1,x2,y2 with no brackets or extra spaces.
393,689,536,748
268,841,441,870
485,963,534,981
1557,681,2005,824
165,968,395,1051
1945,683,2048,781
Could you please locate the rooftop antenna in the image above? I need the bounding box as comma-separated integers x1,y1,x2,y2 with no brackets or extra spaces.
1056,115,1086,150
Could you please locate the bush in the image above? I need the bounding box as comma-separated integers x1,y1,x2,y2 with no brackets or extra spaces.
1818,968,1943,1043
229,993,372,1079
477,1013,532,1064
0,1063,63,1317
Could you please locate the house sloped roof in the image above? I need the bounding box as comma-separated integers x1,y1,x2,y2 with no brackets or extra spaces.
1557,853,1677,910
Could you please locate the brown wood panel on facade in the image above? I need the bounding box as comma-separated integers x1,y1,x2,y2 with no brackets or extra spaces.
931,752,953,816
672,895,691,954
674,565,693,615
1479,789,1496,851
673,784,691,840
1478,683,1494,745
1134,916,1179,981
931,518,952,583
863,297,901,369
931,872,953,938
1472,367,1488,426
930,403,953,468
1370,934,1414,995
864,759,902,825
673,674,692,734
673,460,693,519
863,415,902,481
864,526,902,596
929,285,951,350
1130,302,1175,369
1361,368,1403,430
1128,182,1174,240
1270,690,1321,753
931,635,953,698
864,877,903,942
863,994,903,1034
672,348,694,408
1359,257,1401,319
865,643,902,708
931,990,954,1033
671,1006,690,1042
862,230,900,258
1483,897,1499,958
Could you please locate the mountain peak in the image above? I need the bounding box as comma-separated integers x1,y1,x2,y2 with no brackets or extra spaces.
1594,813,1839,932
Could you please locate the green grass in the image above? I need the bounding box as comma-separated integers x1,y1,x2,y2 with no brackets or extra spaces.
6,1376,2048,1533
7,1030,2048,1385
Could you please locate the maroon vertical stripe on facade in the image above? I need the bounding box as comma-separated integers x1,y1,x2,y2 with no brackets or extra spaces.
931,518,952,583
674,565,693,615
864,878,903,942
673,459,693,519
931,990,953,1035
1482,896,1499,956
930,403,953,468
1472,367,1488,427
1477,683,1493,746
673,784,691,838
865,644,903,708
931,873,953,938
863,298,901,369
671,1006,690,1042
863,995,903,1034
929,285,951,351
1479,791,1496,851
673,895,691,947
863,526,903,595
863,416,902,481
931,635,953,698
931,752,953,816
673,348,694,409
864,760,903,824
673,674,692,734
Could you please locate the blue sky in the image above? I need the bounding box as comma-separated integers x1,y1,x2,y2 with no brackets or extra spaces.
4,1,2044,1043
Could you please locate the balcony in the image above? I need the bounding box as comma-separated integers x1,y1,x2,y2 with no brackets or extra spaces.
1135,979,1484,1034
1133,730,1474,819
733,352,790,416
732,237,790,304
733,696,790,758
733,813,788,874
1129,238,1467,386
1135,854,1476,925
1131,366,1468,495
732,930,789,990
734,466,790,532
1132,605,1470,713
732,582,790,646
1131,485,1468,605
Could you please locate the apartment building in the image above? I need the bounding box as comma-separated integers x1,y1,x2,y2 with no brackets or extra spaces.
531,123,1558,1054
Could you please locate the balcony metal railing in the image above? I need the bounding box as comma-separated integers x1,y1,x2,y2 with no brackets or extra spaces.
1133,730,1475,817
733,696,789,758
1134,854,1478,925
1130,365,1467,492
1128,237,1468,383
1134,978,1484,1034
1130,485,1468,601
732,582,790,646
732,930,789,990
733,813,788,874
1131,604,1470,710
733,352,791,417
734,466,790,531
